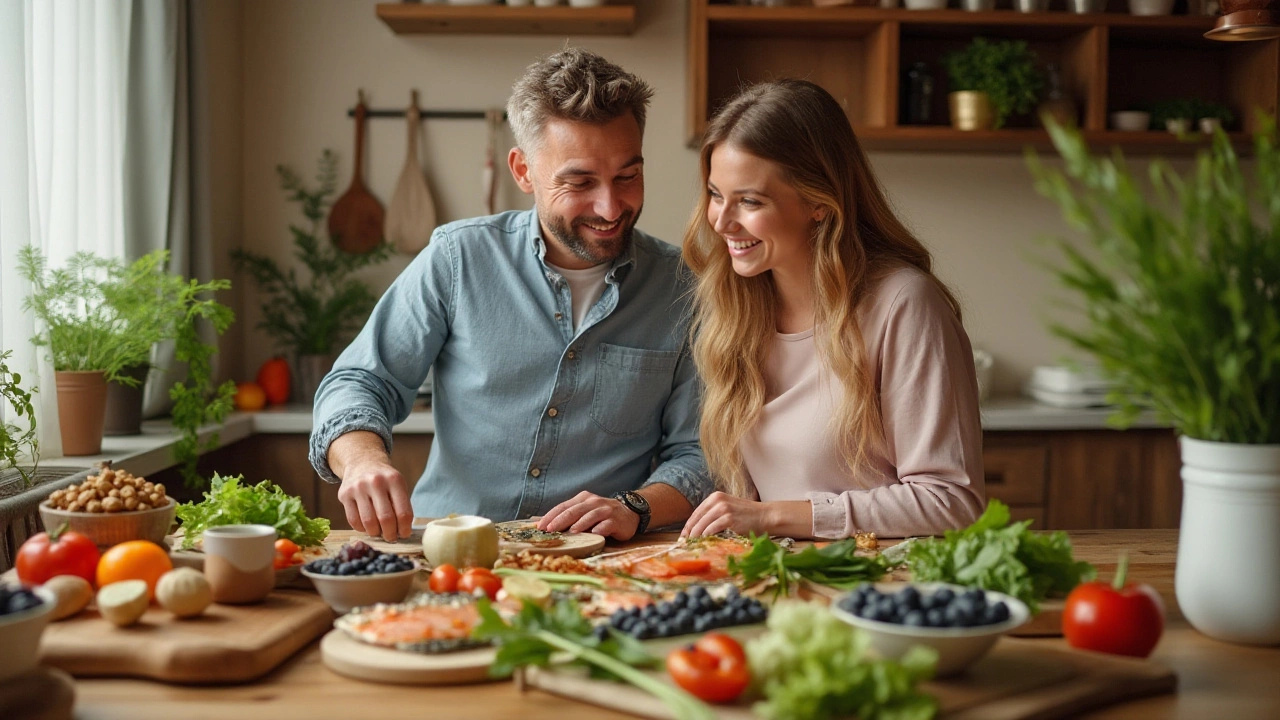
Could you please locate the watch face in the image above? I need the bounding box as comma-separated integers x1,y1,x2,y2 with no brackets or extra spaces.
627,491,649,513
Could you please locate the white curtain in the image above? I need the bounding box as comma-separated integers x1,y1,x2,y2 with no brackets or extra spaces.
0,0,189,459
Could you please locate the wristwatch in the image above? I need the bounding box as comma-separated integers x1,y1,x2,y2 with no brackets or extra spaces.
612,490,651,535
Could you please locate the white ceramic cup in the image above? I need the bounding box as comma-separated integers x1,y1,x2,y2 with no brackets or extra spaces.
202,524,277,604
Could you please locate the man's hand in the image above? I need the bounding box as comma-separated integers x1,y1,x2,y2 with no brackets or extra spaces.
538,491,639,541
329,431,414,543
681,491,773,538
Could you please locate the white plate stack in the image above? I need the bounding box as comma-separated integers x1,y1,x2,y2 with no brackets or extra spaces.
1024,365,1117,408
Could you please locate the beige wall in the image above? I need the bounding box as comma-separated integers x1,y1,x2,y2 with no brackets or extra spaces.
220,0,1119,396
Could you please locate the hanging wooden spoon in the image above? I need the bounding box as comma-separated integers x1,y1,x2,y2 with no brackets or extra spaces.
328,90,385,254
385,90,437,255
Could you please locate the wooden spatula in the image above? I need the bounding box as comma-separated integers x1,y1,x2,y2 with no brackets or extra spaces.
385,91,437,255
328,91,385,254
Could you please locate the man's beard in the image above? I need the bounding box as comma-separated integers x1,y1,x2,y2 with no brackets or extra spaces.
545,208,641,266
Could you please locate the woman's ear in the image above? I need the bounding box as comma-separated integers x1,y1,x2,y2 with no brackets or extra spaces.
812,206,827,222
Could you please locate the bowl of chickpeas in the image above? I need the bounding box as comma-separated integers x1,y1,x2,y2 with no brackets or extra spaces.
39,467,176,549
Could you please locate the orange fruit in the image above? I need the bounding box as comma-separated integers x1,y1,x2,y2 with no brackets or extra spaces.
97,540,174,601
234,382,267,411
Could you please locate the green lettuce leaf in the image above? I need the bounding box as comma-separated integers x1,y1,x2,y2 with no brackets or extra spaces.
175,472,330,549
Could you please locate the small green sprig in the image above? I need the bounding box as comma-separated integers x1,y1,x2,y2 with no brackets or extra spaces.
0,350,39,487
472,598,715,720
729,534,892,598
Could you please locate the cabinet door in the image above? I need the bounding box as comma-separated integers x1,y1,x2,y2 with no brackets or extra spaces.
1046,429,1180,530
981,434,1049,509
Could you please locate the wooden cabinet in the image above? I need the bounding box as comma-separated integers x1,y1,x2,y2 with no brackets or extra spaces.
374,3,636,36
152,434,433,529
688,3,1279,152
982,429,1181,530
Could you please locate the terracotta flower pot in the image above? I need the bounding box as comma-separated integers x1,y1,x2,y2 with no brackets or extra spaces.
103,364,150,436
55,370,109,456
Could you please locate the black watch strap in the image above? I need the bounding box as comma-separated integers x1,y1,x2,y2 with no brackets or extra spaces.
613,490,651,535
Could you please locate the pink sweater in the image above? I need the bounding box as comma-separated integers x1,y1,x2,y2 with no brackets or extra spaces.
740,266,985,538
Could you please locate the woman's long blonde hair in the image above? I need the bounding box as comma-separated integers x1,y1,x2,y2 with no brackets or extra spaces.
683,79,961,497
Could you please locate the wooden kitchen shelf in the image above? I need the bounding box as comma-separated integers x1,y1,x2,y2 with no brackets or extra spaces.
376,3,636,36
688,2,1280,154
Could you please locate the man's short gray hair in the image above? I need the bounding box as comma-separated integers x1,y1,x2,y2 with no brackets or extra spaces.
507,48,654,155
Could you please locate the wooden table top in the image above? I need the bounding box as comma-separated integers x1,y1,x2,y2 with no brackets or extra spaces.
46,530,1280,719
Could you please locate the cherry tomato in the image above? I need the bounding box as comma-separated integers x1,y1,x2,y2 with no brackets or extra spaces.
1063,552,1164,658
666,633,750,704
274,538,302,569
15,523,101,585
429,564,461,593
457,567,502,600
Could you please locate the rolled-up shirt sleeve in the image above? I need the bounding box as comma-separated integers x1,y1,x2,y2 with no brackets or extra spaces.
807,275,985,539
309,230,456,483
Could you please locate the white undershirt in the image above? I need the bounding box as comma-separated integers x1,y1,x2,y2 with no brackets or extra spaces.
548,261,609,332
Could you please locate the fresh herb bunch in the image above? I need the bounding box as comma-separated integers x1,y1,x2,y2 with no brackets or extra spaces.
1030,117,1280,443
747,600,937,720
0,350,39,486
906,500,1095,613
472,598,715,720
175,473,330,549
729,534,892,597
942,38,1044,129
231,150,391,358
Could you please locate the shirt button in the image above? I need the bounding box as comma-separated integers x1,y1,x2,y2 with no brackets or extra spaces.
567,350,576,359
554,312,563,320
530,468,541,478
547,408,558,417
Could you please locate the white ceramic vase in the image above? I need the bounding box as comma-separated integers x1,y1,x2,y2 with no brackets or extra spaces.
1176,438,1280,645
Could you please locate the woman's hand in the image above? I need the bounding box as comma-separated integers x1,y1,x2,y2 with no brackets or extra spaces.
681,492,774,538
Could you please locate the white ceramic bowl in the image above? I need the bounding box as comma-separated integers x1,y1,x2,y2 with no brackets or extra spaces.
0,585,57,682
301,567,418,614
39,497,177,549
830,583,1030,676
1110,110,1151,132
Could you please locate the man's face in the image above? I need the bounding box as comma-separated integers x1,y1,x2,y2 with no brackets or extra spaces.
509,114,645,269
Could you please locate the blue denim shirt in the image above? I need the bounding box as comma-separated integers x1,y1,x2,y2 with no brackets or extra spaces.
309,209,711,520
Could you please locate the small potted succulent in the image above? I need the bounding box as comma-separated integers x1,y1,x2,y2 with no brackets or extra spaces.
1148,99,1200,135
942,38,1044,131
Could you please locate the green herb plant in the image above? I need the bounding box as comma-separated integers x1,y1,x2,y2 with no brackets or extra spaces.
1029,117,1280,443
747,601,938,720
906,500,1095,612
942,38,1045,129
231,150,391,359
473,598,715,720
0,350,39,487
175,473,331,549
729,534,891,598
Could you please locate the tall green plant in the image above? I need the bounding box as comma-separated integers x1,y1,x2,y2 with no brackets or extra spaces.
1028,118,1280,444
232,150,391,358
943,38,1044,129
168,277,238,489
0,350,39,486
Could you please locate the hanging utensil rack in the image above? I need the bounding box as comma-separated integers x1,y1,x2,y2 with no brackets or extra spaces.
346,106,507,122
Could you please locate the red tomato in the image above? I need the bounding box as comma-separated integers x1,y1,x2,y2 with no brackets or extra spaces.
429,564,461,593
666,633,750,704
457,567,502,600
274,538,302,569
1063,552,1164,658
256,356,291,405
15,524,101,585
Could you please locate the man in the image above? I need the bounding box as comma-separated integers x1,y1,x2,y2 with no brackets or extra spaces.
309,49,710,543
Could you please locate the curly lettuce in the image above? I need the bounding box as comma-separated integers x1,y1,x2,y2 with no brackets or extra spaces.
175,473,330,549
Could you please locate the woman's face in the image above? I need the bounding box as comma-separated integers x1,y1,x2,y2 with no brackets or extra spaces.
706,143,819,282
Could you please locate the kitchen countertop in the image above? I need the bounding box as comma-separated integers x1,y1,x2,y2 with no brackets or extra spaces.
59,529,1280,719
52,397,1166,480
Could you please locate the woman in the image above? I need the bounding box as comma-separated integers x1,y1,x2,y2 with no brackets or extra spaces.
680,79,984,540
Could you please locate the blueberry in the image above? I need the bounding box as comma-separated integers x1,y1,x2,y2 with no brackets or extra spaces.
903,610,926,627
962,588,987,608
693,616,711,633
617,616,635,632
926,608,945,627
653,621,671,637
858,604,879,620
592,625,610,642
338,562,355,576
725,586,740,601
641,604,658,619
689,585,709,599
943,605,963,627
732,608,751,625
657,602,675,618
842,594,865,613
673,591,689,607
747,604,767,622
987,602,1010,624
933,588,955,605
898,586,922,610
634,624,654,640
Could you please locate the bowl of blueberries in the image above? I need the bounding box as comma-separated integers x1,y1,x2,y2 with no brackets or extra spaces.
301,540,419,614
599,585,768,641
0,583,58,682
831,582,1029,676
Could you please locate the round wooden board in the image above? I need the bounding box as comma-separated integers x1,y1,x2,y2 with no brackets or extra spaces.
501,531,606,558
319,629,501,685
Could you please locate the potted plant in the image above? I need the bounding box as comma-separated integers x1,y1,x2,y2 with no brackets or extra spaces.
0,350,39,488
1029,117,1280,645
1148,99,1200,134
1189,99,1234,134
232,150,391,405
942,38,1044,131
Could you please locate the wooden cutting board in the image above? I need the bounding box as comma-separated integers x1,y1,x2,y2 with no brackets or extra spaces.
0,666,75,720
524,637,1176,720
320,628,499,685
410,518,607,560
38,589,334,684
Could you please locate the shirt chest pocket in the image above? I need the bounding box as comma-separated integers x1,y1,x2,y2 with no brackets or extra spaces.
591,344,681,437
